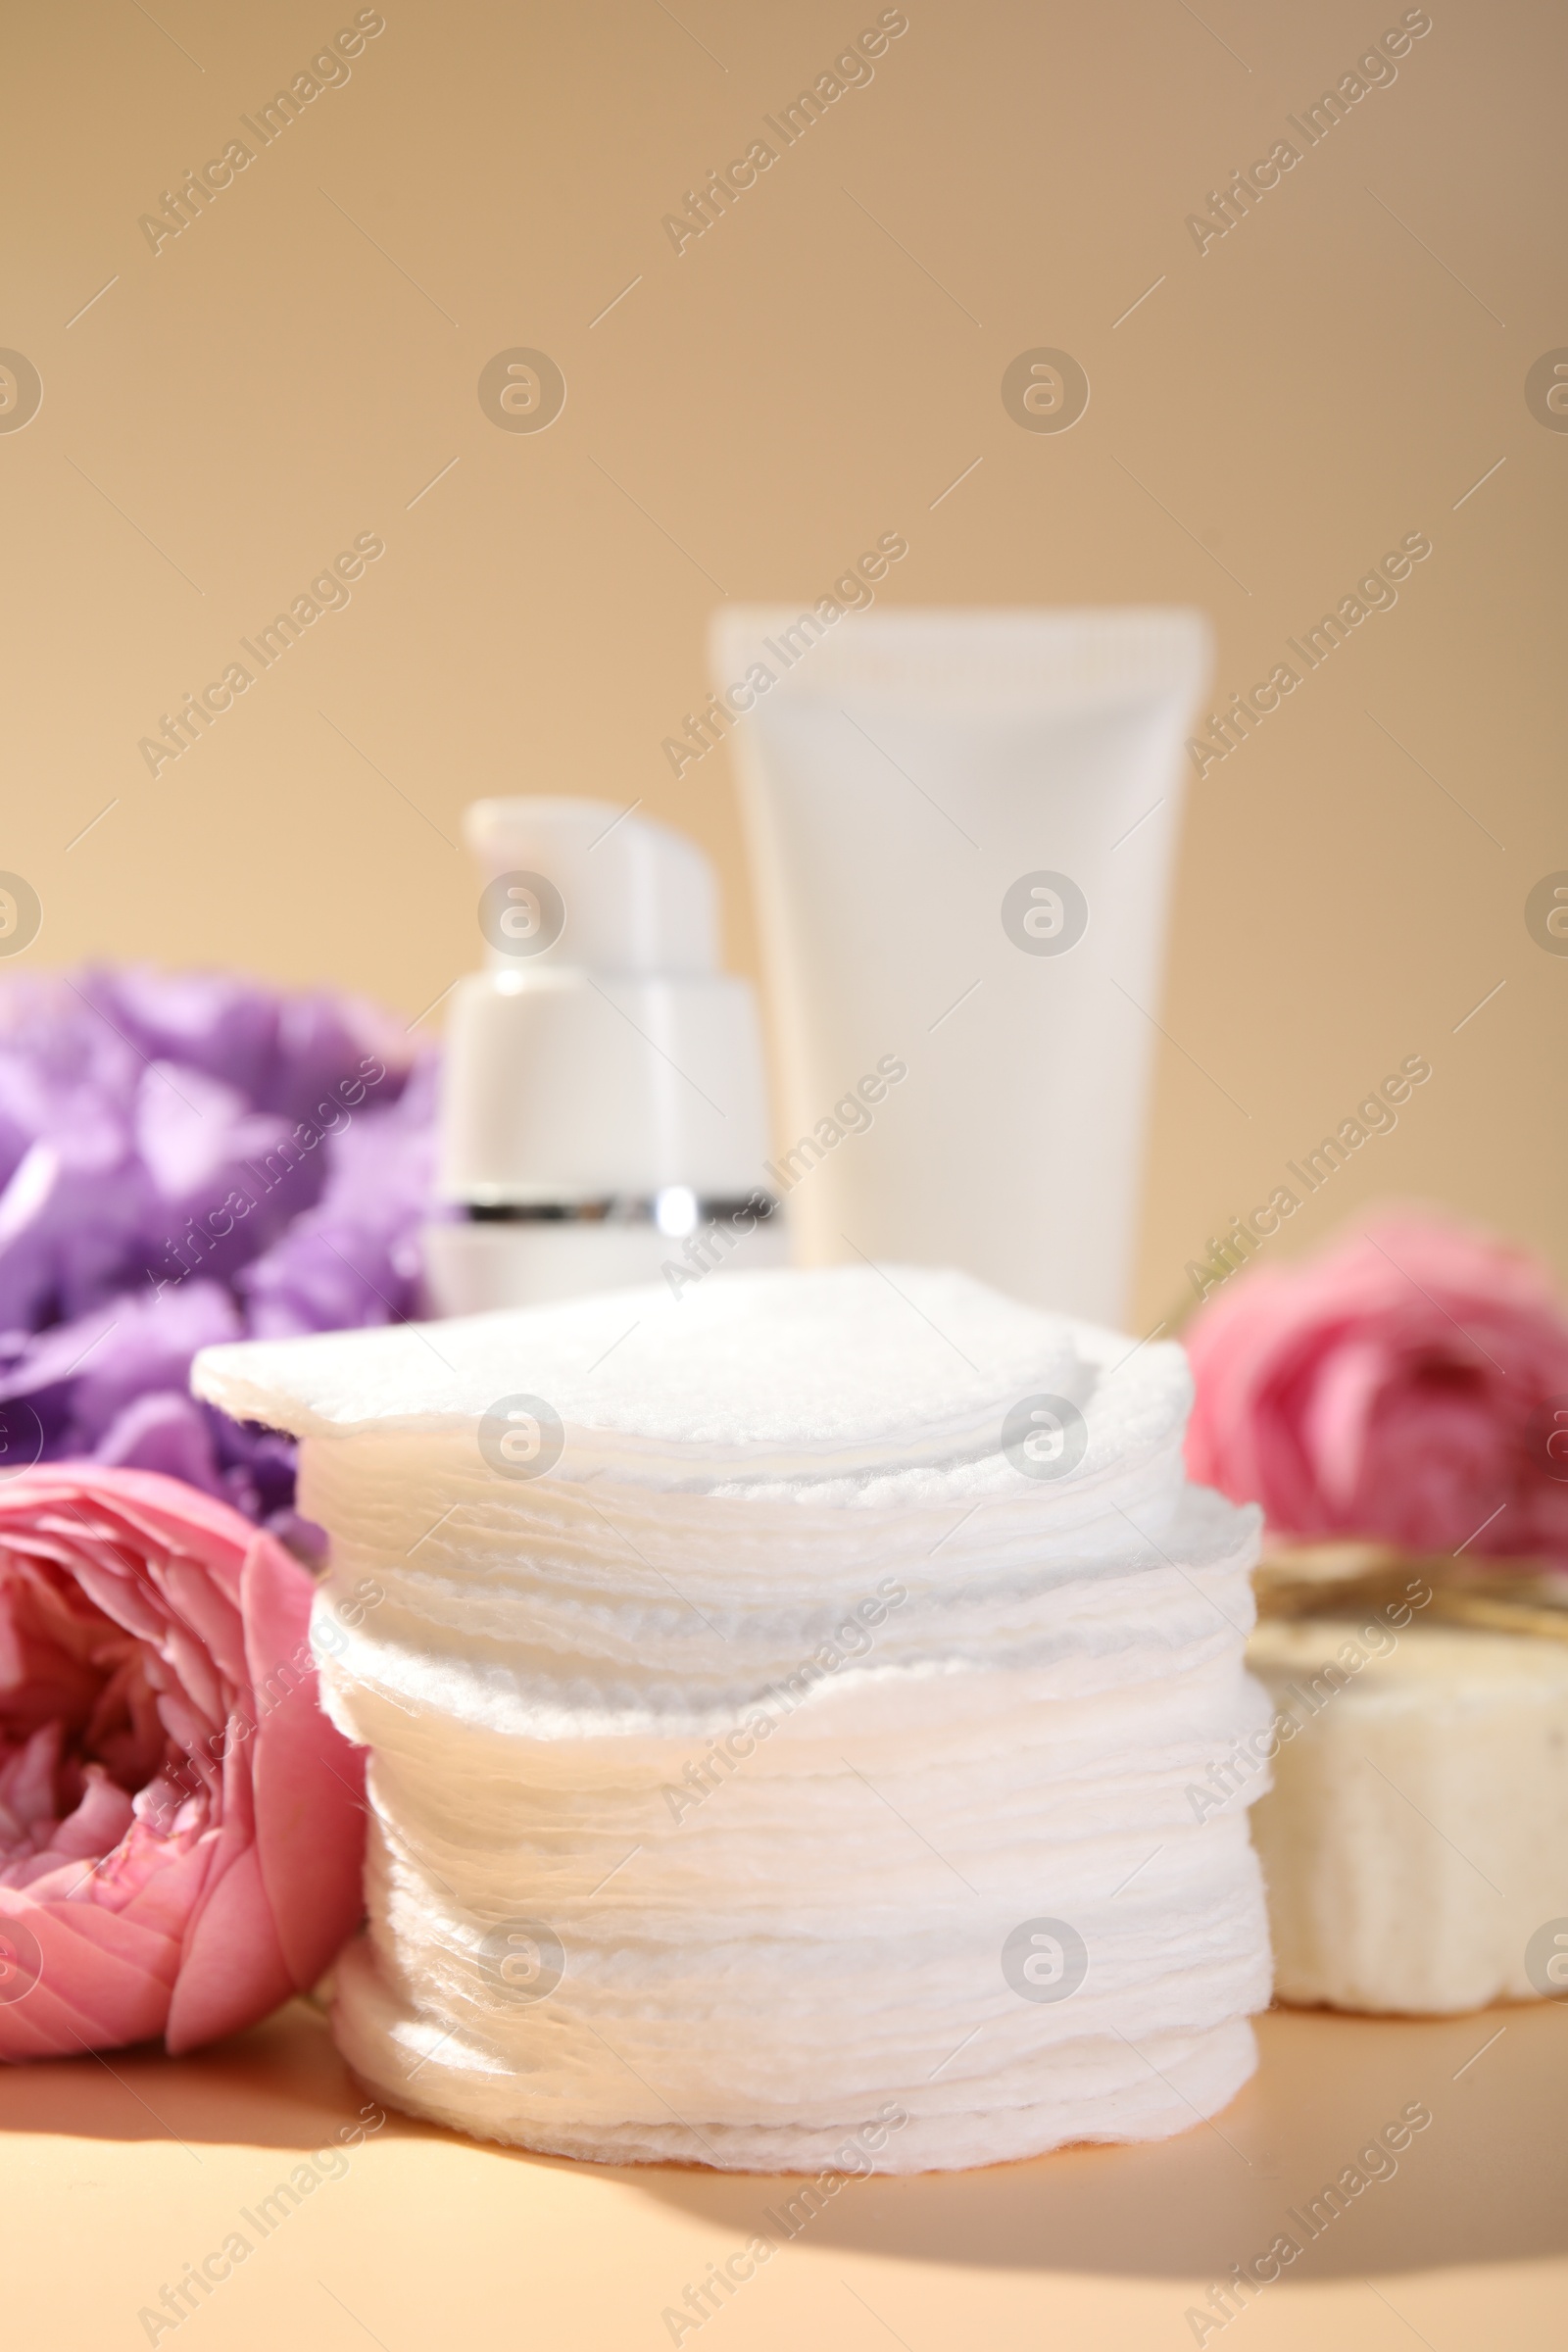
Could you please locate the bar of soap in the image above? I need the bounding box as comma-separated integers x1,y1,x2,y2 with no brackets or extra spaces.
1246,1617,1568,2014
194,1265,1272,2171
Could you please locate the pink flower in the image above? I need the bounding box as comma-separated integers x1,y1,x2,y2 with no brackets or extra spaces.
0,1464,365,2058
1184,1216,1568,1561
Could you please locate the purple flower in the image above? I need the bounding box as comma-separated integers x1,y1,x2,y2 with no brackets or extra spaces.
0,967,437,1538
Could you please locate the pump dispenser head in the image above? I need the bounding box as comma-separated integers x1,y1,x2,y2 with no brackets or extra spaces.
420,798,785,1316
466,797,719,977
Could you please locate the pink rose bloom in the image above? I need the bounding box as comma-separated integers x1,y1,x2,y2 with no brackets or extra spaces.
1185,1216,1568,1561
0,1464,365,2058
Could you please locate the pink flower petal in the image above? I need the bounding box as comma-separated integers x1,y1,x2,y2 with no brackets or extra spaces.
1185,1212,1568,1560
0,1463,365,2060
238,1533,366,1992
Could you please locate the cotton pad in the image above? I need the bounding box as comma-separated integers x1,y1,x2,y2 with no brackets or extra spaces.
194,1264,1271,2170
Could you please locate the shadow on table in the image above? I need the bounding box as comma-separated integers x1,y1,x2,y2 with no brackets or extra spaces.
636,2004,1568,2280
0,1998,422,2156
3,1997,1564,2280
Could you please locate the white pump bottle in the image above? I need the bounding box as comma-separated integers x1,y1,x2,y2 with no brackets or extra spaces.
420,798,786,1316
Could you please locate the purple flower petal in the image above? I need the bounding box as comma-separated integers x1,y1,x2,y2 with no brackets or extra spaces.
0,966,436,1524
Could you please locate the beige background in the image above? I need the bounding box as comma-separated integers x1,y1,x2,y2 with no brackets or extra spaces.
4,0,1563,1341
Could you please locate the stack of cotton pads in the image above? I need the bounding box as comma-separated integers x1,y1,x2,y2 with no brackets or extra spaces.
193,1265,1271,2173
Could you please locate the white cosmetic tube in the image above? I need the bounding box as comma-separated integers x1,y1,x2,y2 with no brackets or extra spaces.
710,608,1211,1326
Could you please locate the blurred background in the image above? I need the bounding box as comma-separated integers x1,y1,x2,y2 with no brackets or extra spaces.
4,0,1562,1333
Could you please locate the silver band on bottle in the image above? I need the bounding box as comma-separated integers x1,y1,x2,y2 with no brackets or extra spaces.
460,1187,779,1239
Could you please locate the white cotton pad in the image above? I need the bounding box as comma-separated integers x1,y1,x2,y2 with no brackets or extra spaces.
194,1264,1271,2170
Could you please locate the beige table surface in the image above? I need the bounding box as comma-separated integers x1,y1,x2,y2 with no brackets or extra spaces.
3,1998,1563,2352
